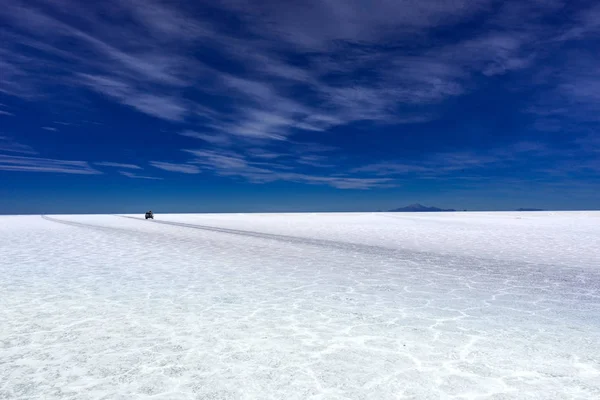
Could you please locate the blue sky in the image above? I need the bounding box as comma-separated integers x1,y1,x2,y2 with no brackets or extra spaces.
1,0,599,213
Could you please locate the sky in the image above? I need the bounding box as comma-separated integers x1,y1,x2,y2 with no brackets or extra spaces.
1,0,599,214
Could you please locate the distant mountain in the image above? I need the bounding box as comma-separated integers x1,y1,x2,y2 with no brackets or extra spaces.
515,208,545,211
389,203,456,212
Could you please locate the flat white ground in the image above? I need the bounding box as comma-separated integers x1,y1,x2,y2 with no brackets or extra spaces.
1,212,599,399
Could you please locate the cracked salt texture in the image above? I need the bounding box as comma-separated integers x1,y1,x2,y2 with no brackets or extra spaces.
1,212,599,399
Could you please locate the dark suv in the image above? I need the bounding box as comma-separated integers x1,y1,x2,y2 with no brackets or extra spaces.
145,211,154,219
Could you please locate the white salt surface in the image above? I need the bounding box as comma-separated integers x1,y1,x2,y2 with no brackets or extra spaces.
1,212,599,399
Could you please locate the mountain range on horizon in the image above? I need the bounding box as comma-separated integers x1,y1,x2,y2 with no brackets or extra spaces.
388,204,457,212
386,204,548,212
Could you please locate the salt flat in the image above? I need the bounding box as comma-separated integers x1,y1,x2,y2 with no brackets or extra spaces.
1,212,599,399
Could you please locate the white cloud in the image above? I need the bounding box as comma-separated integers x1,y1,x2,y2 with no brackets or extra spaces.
95,162,142,170
42,126,58,131
352,163,430,175
275,173,395,189
223,0,493,50
296,155,335,168
0,154,100,174
560,75,600,103
149,161,201,174
246,148,284,160
77,74,188,121
0,137,37,155
119,171,162,180
179,130,232,146
120,171,162,180
352,142,560,178
0,0,562,137
0,110,15,116
185,149,249,170
125,0,211,41
184,148,393,189
0,0,199,120
0,0,598,187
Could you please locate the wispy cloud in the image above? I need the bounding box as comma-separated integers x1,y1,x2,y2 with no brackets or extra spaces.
553,2,600,41
149,161,201,174
119,171,162,180
353,142,559,178
1,0,599,190
185,149,248,170
95,162,142,170
170,132,554,188
77,74,188,121
296,155,335,168
181,148,393,189
276,174,395,189
1,0,200,120
0,154,100,174
525,55,600,130
0,136,37,155
1,0,580,139
179,130,232,146
42,126,58,131
225,0,493,50
0,110,15,116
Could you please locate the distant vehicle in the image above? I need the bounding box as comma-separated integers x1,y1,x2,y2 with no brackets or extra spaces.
145,211,154,220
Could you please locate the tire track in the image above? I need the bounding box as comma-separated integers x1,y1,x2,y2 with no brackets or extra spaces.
43,214,410,260
41,215,135,235
117,216,585,278
43,215,569,279
41,215,203,245
118,215,411,259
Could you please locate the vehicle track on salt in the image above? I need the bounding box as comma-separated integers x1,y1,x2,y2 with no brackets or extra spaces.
117,215,594,280
43,214,418,263
42,215,597,289
118,215,412,259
